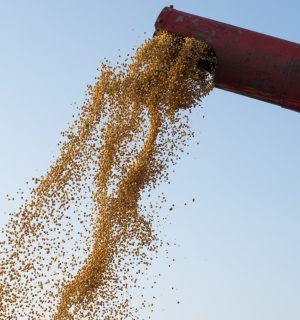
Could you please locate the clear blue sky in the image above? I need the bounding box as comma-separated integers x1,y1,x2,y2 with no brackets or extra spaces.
1,1,300,319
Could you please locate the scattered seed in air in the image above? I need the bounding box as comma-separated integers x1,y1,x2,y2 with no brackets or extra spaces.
0,31,215,319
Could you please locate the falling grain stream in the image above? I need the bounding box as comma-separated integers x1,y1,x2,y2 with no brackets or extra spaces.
0,32,215,319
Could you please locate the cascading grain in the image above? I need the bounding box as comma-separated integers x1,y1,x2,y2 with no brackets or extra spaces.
0,32,215,319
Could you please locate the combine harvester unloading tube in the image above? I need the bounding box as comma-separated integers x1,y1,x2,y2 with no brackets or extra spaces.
155,6,300,113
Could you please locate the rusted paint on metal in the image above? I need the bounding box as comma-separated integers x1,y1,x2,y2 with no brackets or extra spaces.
191,18,199,26
176,16,184,23
155,6,300,113
197,30,217,44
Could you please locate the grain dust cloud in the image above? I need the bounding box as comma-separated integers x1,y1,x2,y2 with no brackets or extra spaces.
0,32,215,319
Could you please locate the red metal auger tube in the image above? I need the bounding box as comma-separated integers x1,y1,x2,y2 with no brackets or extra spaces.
155,6,300,112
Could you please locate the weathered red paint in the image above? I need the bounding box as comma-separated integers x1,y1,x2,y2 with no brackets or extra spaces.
155,6,300,112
